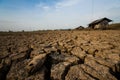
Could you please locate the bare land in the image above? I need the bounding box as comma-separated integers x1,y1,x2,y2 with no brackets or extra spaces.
0,30,120,80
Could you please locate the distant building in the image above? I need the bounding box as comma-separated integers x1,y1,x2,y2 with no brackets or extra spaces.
75,26,84,30
88,17,112,29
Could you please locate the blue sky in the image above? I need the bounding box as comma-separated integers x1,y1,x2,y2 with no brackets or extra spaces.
0,0,120,31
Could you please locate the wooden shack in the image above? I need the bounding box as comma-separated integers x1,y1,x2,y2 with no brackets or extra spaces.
88,17,112,29
75,26,84,30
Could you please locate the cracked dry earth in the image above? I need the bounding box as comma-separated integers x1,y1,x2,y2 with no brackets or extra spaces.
0,30,120,80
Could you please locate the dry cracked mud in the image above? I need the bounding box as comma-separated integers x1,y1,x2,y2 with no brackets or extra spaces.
0,30,120,80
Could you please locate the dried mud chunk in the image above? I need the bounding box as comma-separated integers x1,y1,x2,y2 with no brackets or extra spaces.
51,62,70,80
43,47,57,53
94,56,119,68
80,64,106,80
84,55,117,80
95,51,120,61
107,53,120,61
0,50,10,59
25,66,46,80
87,48,98,55
0,58,11,80
10,47,33,61
7,59,29,80
71,47,86,60
10,52,27,61
17,46,29,53
30,49,45,58
81,45,90,51
26,53,47,74
65,65,95,80
50,53,80,64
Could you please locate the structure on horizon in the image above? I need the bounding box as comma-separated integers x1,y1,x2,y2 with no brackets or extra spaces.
75,26,84,30
88,17,112,29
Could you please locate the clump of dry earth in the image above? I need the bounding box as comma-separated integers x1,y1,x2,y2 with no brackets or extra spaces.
0,30,120,80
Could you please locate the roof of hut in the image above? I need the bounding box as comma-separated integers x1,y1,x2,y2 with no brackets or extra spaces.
75,26,84,30
89,17,112,26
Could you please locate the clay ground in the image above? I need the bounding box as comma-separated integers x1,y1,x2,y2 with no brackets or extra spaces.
0,30,120,80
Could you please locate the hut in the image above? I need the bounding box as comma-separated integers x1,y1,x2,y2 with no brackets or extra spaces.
88,17,112,29
75,26,84,30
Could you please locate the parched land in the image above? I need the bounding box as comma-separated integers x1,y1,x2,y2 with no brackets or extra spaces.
0,30,120,80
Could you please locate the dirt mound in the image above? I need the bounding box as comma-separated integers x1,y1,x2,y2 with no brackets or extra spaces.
0,30,120,80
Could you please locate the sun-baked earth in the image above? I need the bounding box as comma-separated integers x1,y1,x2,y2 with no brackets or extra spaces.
0,30,120,80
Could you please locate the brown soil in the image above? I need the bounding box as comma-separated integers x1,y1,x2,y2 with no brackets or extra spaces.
0,30,120,80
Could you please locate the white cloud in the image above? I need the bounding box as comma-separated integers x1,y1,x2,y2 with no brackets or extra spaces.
35,2,45,8
41,6,50,11
35,0,81,10
55,0,81,9
35,2,50,10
